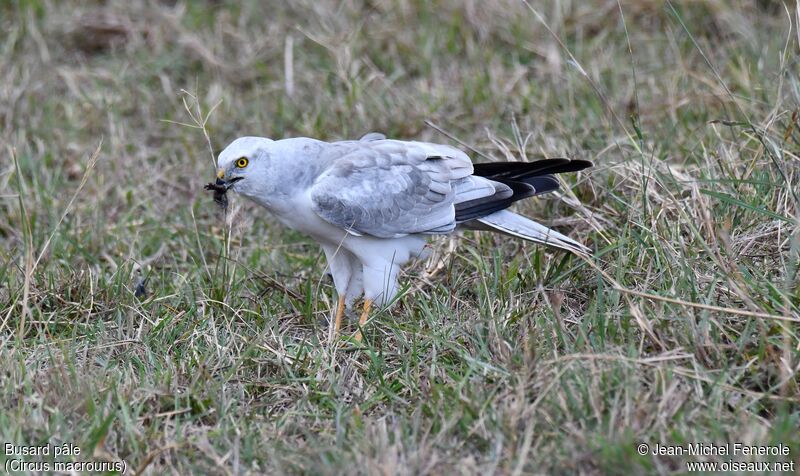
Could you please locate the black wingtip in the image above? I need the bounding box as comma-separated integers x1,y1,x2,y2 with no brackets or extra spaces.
456,158,591,223
473,158,592,180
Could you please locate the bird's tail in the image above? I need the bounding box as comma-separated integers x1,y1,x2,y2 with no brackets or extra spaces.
475,209,590,255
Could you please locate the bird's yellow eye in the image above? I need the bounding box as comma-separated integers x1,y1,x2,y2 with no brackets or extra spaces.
236,157,249,168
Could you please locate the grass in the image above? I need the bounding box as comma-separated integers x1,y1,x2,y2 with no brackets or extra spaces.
1,0,798,474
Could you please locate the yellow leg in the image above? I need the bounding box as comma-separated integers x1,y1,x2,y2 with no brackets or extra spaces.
331,296,345,343
354,299,372,342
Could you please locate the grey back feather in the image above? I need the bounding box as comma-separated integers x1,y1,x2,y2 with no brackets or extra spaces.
359,132,387,142
310,140,496,238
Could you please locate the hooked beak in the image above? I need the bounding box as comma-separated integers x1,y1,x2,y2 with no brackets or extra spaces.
214,169,243,190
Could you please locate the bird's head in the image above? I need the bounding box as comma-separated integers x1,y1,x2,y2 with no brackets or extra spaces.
214,136,274,198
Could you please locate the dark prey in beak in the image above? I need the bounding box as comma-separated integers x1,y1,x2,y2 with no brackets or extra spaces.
204,177,242,209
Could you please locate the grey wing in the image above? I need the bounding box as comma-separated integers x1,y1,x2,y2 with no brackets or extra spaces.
310,140,498,238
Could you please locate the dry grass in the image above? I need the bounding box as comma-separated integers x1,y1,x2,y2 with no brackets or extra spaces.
1,0,798,474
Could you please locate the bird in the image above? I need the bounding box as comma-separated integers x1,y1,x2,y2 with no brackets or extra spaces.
210,133,591,342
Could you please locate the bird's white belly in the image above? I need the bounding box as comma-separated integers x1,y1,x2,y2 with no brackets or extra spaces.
272,202,348,247
259,191,429,305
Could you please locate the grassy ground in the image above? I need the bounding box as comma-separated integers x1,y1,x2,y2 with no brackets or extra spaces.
1,0,799,474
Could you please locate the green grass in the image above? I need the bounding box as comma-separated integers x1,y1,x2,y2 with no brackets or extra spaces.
1,0,798,474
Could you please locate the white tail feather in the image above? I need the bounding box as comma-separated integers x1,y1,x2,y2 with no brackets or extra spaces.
476,210,590,255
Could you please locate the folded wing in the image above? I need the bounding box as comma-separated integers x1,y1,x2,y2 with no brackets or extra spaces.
310,140,496,238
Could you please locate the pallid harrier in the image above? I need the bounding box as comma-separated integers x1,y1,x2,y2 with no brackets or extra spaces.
207,133,591,341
